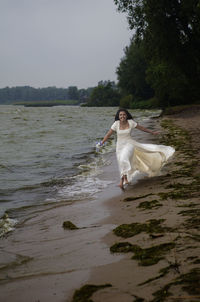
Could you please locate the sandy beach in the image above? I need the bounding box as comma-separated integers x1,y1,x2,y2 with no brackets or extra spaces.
69,105,200,302
1,106,200,302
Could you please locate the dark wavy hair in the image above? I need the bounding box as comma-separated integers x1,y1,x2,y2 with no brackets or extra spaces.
114,108,133,121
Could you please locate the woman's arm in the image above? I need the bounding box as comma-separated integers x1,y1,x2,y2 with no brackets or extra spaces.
101,129,114,145
136,124,159,135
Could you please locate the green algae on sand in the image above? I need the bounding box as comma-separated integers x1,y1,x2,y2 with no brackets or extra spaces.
123,193,153,202
151,283,172,302
133,296,145,302
137,199,162,210
178,209,200,230
113,219,171,238
131,242,176,266
72,284,112,302
139,262,180,286
110,241,175,266
62,221,78,230
110,242,134,253
150,268,200,301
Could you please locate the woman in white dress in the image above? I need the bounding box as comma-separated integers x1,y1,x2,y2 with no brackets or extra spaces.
101,108,175,190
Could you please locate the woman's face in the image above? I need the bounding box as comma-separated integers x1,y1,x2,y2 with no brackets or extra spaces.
119,111,127,122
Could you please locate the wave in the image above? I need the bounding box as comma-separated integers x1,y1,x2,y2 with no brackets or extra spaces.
0,139,115,237
57,175,113,201
0,213,18,237
0,108,161,236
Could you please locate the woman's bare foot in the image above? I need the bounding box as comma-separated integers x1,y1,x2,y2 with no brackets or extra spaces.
118,183,124,190
118,177,124,190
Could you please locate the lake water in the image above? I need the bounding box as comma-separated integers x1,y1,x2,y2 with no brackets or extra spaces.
0,105,161,236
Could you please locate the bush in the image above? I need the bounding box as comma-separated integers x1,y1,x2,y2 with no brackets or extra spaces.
120,94,133,108
130,97,160,109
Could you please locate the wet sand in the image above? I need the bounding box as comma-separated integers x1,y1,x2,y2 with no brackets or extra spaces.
0,153,123,302
1,106,200,302
69,105,200,302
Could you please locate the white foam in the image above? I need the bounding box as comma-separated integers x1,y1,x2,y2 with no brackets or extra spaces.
0,214,18,237
57,176,113,200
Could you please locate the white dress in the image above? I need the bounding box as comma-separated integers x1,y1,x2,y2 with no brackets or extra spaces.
111,119,175,181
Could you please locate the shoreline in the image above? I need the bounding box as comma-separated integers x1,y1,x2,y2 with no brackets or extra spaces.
1,136,138,302
0,151,122,302
69,106,200,302
1,106,200,302
0,112,161,302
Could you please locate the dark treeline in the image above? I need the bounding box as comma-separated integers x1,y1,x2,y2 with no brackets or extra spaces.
0,86,94,105
113,0,200,109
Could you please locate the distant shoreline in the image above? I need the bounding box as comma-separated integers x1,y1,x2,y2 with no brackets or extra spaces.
12,100,80,107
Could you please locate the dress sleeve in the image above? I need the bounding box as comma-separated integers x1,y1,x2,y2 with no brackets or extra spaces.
111,121,118,131
129,119,137,128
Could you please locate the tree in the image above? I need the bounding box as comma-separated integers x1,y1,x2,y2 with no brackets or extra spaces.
67,86,79,100
114,0,200,106
116,39,154,101
86,81,121,106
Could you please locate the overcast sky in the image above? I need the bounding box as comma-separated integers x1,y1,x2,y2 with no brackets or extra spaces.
0,0,132,89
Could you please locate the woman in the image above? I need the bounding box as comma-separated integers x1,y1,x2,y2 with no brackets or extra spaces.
101,108,175,190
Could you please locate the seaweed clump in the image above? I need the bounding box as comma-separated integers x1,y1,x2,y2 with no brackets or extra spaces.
159,178,200,201
62,221,78,230
110,241,175,266
139,262,180,286
160,119,191,153
72,284,112,302
133,296,145,302
174,268,200,295
132,242,176,266
151,284,172,302
110,242,134,253
137,199,162,210
123,193,152,202
150,268,200,301
158,190,191,200
113,219,171,238
179,209,200,230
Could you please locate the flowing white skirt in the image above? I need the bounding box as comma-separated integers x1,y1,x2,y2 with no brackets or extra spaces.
116,139,175,181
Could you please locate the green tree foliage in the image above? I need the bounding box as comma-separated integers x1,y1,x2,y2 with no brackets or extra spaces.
85,81,121,106
67,86,79,100
117,40,154,101
0,86,94,104
119,94,133,108
114,0,200,106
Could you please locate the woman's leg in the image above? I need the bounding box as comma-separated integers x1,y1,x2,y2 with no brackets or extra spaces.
118,175,124,190
118,174,128,190
123,174,129,184
117,145,133,184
